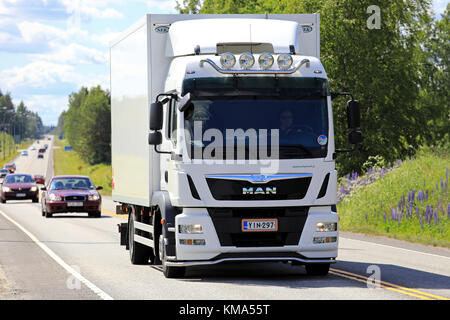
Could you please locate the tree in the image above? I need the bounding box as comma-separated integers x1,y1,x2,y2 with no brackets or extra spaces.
176,0,201,13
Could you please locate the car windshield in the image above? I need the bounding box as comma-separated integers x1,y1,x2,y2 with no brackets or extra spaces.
50,178,95,190
0,170,8,173
5,165,13,168
5,175,35,183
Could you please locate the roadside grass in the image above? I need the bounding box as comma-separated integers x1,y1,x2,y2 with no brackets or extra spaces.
53,138,112,196
338,148,450,247
0,136,33,169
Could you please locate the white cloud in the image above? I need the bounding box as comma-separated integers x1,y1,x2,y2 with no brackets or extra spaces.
0,61,81,90
31,43,107,64
14,94,69,125
91,31,122,47
146,0,177,12
433,0,448,16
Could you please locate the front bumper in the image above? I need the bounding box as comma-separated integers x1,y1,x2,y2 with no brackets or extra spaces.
172,206,338,264
46,201,101,213
3,191,38,200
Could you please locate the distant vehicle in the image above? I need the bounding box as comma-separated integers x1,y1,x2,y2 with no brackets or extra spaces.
44,144,48,149
0,174,39,203
21,150,28,156
47,137,51,141
30,146,36,151
41,175,103,218
36,140,40,144
38,148,46,153
4,164,16,173
33,175,45,185
38,152,44,159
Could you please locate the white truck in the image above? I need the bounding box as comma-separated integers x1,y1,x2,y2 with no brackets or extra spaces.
110,14,362,278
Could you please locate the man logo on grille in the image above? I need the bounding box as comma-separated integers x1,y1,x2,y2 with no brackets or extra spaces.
242,187,277,195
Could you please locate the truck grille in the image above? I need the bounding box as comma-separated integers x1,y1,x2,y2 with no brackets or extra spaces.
207,207,309,247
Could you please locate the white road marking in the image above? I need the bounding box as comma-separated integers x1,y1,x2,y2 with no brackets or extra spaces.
341,237,450,260
0,209,114,300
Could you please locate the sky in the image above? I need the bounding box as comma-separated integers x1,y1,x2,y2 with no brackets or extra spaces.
0,0,447,126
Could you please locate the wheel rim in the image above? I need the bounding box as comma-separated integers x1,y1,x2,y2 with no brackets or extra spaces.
129,215,134,254
159,235,164,262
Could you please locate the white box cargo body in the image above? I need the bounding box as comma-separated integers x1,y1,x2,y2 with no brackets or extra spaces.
110,14,320,206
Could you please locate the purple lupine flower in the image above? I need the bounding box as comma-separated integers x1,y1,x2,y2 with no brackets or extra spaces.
419,217,424,231
383,211,386,223
447,203,450,218
433,209,439,225
416,207,420,219
436,183,439,192
391,208,396,220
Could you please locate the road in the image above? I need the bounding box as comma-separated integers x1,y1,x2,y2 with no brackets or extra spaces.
0,136,449,300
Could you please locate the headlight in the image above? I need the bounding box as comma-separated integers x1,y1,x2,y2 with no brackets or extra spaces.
178,224,203,234
220,52,236,69
49,193,62,201
2,186,10,192
258,52,274,69
316,222,337,232
239,52,254,69
277,53,293,70
88,194,100,201
30,186,38,192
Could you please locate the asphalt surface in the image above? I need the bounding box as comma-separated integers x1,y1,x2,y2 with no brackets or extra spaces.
0,136,449,300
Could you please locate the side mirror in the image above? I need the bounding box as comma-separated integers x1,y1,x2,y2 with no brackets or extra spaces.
96,186,103,190
349,130,363,144
347,100,360,129
148,131,162,145
40,186,47,191
150,102,163,130
177,93,192,112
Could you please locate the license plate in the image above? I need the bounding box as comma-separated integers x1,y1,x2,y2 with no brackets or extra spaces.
67,202,83,207
16,193,26,197
242,219,278,232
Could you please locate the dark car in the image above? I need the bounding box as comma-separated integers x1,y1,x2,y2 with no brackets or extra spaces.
1,174,39,203
38,152,44,159
41,175,103,218
4,163,16,173
39,148,46,153
33,175,45,184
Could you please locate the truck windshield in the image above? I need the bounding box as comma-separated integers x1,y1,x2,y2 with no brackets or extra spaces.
183,96,328,159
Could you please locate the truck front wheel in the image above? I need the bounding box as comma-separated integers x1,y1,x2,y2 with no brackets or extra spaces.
157,231,185,278
128,210,153,265
305,263,330,276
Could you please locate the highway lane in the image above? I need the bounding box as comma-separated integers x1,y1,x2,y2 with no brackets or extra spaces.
0,136,449,300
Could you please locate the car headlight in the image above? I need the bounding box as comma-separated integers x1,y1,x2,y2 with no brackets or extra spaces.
2,186,10,192
49,193,62,201
178,224,203,234
220,52,236,69
258,52,274,70
239,52,255,69
316,222,337,232
88,194,100,201
277,53,293,70
30,186,38,192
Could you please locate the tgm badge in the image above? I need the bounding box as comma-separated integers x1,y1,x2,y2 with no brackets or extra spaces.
155,25,170,34
302,25,313,33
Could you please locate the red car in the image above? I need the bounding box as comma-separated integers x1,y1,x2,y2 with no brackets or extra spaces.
0,174,39,203
33,174,45,184
41,175,103,218
4,163,16,173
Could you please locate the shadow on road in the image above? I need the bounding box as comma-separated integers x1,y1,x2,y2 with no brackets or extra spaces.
170,260,450,291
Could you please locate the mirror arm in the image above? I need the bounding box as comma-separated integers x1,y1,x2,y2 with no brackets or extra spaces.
154,145,171,155
331,91,354,101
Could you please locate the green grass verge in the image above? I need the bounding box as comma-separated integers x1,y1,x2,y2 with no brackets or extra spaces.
0,136,34,169
338,148,450,247
53,138,112,196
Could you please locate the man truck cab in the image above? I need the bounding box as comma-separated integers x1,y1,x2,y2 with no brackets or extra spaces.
111,14,361,278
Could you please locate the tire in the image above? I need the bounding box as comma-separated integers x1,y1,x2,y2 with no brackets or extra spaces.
305,263,330,276
45,211,52,218
128,209,152,265
88,211,101,218
157,227,185,278
32,197,39,203
1,198,5,203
